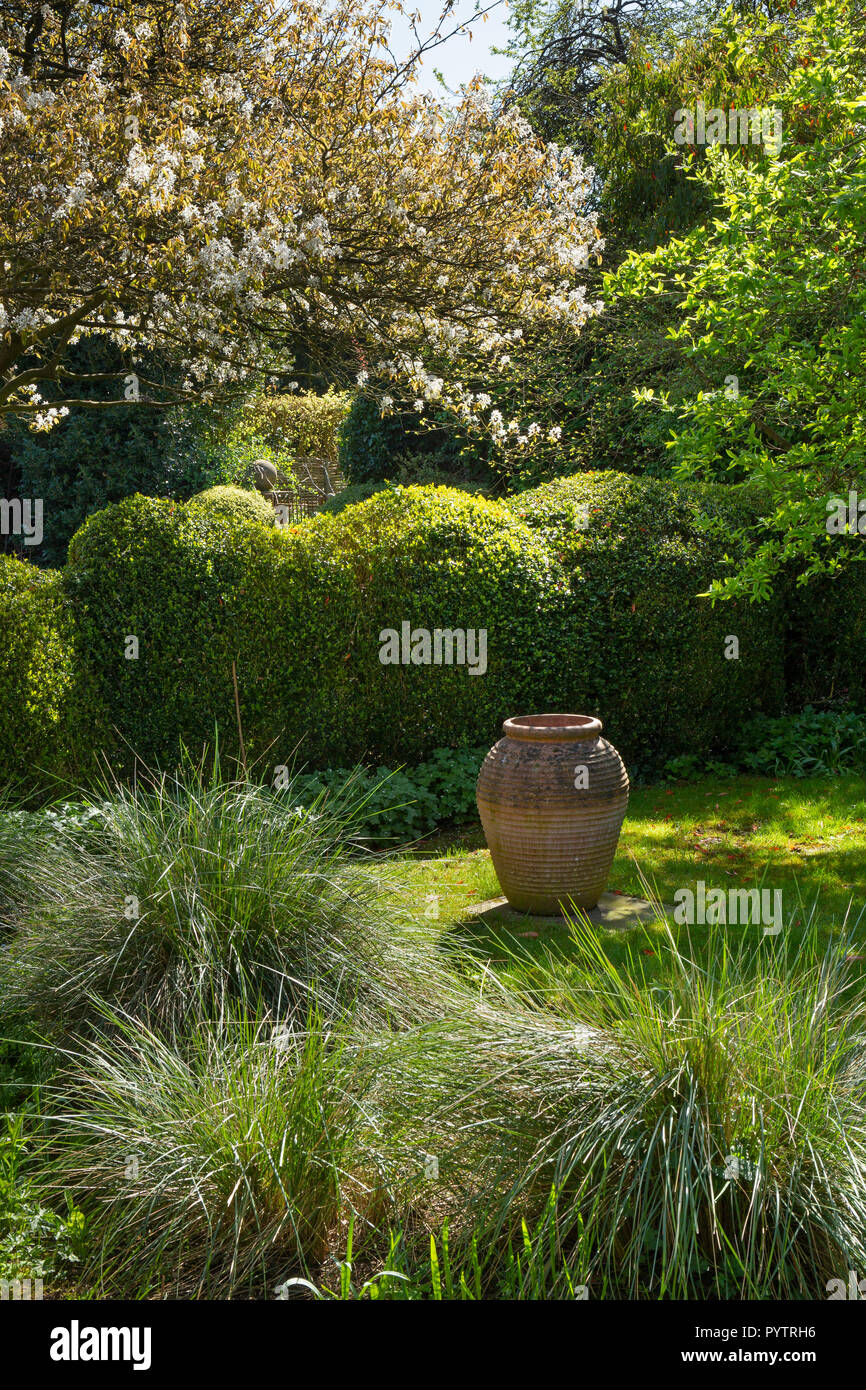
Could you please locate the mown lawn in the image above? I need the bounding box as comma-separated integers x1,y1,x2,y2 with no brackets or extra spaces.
385,774,866,986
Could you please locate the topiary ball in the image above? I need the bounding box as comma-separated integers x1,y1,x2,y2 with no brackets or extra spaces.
188,485,276,526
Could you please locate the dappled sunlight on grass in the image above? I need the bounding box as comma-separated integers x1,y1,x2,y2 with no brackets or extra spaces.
373,773,866,989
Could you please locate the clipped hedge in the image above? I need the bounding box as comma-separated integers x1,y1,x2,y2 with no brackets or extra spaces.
63,496,355,777
505,472,787,772
2,471,835,790
251,389,351,465
301,486,566,764
63,488,564,775
61,474,791,780
320,481,388,516
188,485,276,527
0,556,78,791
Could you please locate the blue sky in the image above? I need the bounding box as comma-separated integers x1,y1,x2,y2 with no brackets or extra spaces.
384,0,516,98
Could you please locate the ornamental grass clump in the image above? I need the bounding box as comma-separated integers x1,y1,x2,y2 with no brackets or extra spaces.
46,1007,381,1298
457,916,866,1299
366,911,866,1299
0,757,459,1039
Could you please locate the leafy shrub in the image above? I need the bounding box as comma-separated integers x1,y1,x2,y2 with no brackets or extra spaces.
63,493,348,775
605,0,866,605
294,746,490,843
663,707,866,781
252,389,352,467
13,471,860,785
303,486,566,764
320,481,390,516
1,338,234,568
739,708,866,778
188,484,276,527
322,470,492,518
0,1111,85,1287
338,388,485,486
0,746,485,871
63,486,564,772
0,555,80,793
506,472,787,773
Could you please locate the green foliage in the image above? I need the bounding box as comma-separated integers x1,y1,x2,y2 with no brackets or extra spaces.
663,707,866,781
0,555,79,793
188,484,276,527
305,486,565,764
784,562,866,712
7,473,863,789
739,707,866,778
338,387,487,486
0,1111,85,1286
62,485,564,772
507,471,787,773
63,492,347,775
483,2,865,510
294,746,490,844
1,339,233,568
471,307,703,492
10,471,855,785
252,389,352,465
323,474,492,517
5,773,866,1300
0,1018,53,1111
298,1202,592,1300
320,481,390,515
209,390,352,497
610,0,866,600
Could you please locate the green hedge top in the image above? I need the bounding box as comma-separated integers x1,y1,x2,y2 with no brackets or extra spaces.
505,471,787,772
188,485,276,526
250,389,352,463
507,470,767,546
2,473,805,789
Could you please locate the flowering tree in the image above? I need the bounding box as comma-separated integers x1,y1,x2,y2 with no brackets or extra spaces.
0,0,602,437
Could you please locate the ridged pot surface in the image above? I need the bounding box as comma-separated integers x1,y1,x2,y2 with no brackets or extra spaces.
476,714,629,914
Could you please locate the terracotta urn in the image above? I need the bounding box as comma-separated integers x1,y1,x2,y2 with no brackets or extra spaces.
476,714,629,915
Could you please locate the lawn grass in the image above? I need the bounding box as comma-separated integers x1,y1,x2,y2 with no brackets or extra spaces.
385,774,866,986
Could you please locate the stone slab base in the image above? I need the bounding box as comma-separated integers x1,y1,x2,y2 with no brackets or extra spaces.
466,890,670,932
